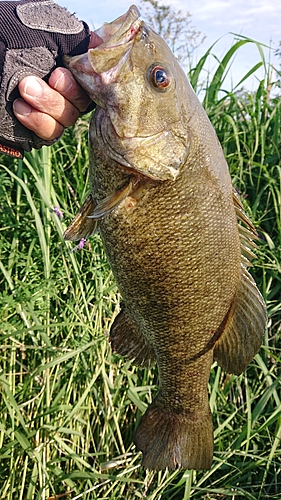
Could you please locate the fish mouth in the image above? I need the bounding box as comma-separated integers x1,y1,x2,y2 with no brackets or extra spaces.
65,5,142,82
94,5,141,50
65,6,187,182
89,5,142,74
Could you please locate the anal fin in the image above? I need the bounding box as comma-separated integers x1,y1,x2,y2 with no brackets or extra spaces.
110,306,155,368
214,266,266,374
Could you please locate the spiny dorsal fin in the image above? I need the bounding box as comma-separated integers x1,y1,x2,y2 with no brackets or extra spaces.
64,194,97,241
233,190,257,234
233,189,260,265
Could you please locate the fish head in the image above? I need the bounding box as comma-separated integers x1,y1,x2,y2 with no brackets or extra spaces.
65,5,192,181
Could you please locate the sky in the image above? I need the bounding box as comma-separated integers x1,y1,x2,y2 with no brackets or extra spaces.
58,0,281,91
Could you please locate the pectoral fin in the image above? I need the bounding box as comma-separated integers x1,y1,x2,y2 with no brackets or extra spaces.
64,194,97,242
213,266,266,374
89,180,135,219
64,180,137,241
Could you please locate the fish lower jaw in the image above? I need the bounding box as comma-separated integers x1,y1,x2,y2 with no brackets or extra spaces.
64,53,95,77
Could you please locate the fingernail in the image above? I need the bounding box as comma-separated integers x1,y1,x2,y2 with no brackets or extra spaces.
13,99,31,117
53,70,75,93
24,76,43,97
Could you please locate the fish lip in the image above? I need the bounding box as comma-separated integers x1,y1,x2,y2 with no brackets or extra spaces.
84,7,143,83
64,5,142,78
66,5,142,85
93,5,141,50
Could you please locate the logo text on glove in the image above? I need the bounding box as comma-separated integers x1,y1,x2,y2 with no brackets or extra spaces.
0,143,23,159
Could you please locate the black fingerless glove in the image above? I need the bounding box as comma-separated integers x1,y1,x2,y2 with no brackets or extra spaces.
0,0,91,157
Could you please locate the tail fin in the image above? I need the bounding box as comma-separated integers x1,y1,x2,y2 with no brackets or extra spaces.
134,402,213,471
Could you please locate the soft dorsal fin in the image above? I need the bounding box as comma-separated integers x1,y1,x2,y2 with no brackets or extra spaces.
213,265,266,374
213,192,266,374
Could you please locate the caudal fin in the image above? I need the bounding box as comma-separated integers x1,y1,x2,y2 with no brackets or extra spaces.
134,402,213,471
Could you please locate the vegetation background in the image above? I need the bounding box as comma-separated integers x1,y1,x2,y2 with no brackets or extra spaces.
0,1,280,498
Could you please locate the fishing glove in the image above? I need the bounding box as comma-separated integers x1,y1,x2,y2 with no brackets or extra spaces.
0,0,91,158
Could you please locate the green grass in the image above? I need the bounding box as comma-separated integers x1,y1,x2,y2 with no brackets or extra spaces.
0,38,280,499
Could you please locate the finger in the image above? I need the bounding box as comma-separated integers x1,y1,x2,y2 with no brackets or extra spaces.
89,31,103,48
13,98,64,141
48,67,92,112
17,75,80,128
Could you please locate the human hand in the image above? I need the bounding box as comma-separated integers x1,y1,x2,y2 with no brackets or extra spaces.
13,68,92,143
13,31,102,144
0,0,99,157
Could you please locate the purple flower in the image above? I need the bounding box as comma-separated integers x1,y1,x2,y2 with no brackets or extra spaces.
53,205,63,220
78,238,86,249
70,238,87,253
235,188,248,199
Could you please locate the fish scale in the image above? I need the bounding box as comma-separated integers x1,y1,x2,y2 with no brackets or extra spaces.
64,5,266,470
85,163,239,470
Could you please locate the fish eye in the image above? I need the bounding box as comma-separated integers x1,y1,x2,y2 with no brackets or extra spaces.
147,63,171,91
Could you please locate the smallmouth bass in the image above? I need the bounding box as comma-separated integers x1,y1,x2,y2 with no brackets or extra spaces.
64,5,266,471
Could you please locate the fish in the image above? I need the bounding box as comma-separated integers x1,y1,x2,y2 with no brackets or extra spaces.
63,5,266,471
